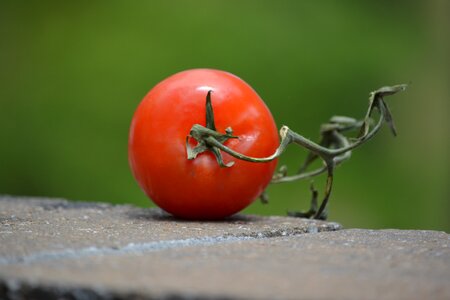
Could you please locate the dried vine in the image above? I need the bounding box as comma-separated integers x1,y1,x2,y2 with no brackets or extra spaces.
186,85,407,220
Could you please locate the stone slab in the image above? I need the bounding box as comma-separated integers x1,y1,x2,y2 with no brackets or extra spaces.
0,195,340,263
1,196,449,300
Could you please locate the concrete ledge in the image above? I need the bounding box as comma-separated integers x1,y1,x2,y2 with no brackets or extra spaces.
0,195,340,264
1,196,449,299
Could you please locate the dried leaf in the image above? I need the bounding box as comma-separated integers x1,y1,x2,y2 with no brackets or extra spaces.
205,90,216,131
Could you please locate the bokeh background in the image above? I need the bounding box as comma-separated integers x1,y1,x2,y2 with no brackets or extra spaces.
1,1,448,231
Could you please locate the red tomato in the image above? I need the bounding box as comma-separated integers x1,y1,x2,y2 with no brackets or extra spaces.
128,69,279,219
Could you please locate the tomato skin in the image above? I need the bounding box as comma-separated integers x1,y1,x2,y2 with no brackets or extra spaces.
129,69,279,219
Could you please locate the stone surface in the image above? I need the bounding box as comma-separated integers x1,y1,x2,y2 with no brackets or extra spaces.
0,195,340,263
1,196,449,300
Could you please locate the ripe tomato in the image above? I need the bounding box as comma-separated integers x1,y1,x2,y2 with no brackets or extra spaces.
128,69,279,219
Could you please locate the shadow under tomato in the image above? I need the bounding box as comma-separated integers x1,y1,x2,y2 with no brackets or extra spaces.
125,207,258,224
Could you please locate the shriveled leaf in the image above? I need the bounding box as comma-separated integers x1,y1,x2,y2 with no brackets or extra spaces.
186,136,208,160
329,115,358,125
374,84,407,96
205,90,216,131
381,99,397,136
357,84,406,139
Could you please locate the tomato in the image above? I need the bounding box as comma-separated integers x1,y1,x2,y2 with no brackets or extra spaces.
128,69,279,219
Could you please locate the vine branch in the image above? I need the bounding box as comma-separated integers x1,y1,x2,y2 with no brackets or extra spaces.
186,85,407,220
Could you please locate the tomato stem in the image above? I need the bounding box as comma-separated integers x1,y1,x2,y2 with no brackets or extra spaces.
186,84,407,220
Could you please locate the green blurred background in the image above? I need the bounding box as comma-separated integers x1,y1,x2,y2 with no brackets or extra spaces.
1,1,448,231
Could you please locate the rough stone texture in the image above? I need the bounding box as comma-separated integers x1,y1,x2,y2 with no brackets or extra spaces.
1,196,449,300
0,195,340,263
